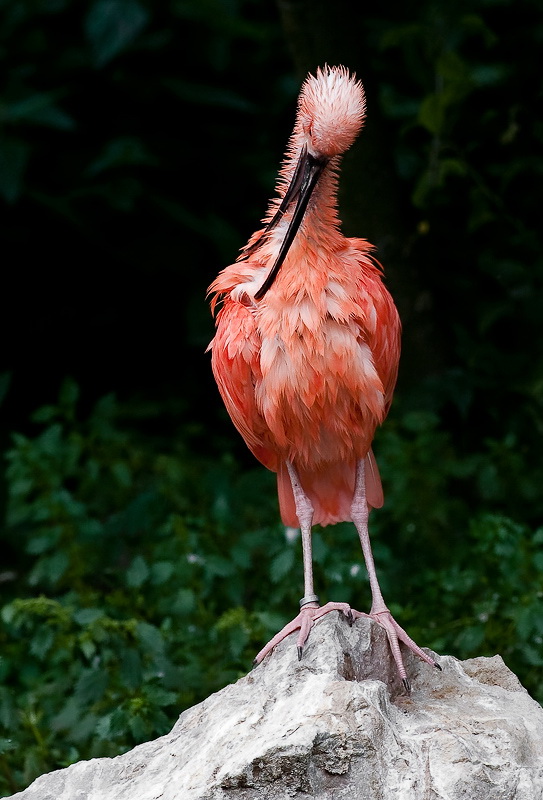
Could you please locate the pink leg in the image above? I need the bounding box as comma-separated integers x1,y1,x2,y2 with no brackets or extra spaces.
254,461,351,664
350,459,440,689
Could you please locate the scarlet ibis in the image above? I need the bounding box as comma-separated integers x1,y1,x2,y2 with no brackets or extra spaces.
207,66,439,689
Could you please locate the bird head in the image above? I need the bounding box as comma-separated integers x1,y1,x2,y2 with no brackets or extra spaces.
297,66,366,159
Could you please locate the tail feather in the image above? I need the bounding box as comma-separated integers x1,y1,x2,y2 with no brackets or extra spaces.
277,450,383,527
365,448,384,509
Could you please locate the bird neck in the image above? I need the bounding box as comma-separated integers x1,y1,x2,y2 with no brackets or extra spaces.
269,142,345,249
304,163,344,238
265,200,349,305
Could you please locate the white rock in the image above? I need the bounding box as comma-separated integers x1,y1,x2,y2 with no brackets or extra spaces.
7,614,543,799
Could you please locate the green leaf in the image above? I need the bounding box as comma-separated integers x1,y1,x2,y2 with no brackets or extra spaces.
533,528,543,545
26,105,75,130
108,708,130,737
533,552,543,572
120,648,142,690
26,532,60,555
205,555,235,577
85,0,149,67
31,405,60,423
51,697,86,734
28,551,70,587
0,687,15,730
523,645,543,667
436,51,471,95
80,638,96,660
0,737,16,755
95,712,113,740
455,625,485,654
73,608,104,626
471,64,508,87
112,461,132,487
0,604,16,625
38,423,63,456
144,685,177,707
439,158,467,180
128,714,148,740
29,626,55,659
418,93,445,135
87,137,157,176
1,92,75,130
136,621,164,654
171,588,195,615
150,561,175,585
74,669,109,705
126,555,149,588
270,547,294,583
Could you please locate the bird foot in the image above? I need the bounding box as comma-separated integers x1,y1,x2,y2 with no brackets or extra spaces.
253,602,352,665
351,608,441,691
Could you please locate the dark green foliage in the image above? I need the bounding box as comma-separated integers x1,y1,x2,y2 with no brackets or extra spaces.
1,0,542,795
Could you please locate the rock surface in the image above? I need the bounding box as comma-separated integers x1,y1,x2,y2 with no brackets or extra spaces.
8,614,543,799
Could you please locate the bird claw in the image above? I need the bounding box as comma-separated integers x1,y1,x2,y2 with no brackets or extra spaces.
254,601,352,665
358,608,438,691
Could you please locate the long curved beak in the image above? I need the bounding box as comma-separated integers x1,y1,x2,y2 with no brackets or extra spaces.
254,146,327,300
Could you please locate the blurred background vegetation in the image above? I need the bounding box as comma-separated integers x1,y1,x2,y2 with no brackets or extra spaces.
0,0,542,793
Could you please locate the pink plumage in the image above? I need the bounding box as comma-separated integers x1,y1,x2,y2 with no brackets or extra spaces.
208,68,399,524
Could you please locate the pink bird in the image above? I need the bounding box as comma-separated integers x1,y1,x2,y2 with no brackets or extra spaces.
207,66,440,689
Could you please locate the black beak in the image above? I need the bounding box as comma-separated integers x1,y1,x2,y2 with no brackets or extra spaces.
254,146,328,301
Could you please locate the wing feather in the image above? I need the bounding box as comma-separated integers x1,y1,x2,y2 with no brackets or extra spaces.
209,299,278,472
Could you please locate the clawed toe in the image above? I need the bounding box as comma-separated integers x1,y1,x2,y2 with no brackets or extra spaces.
364,608,438,689
254,602,352,665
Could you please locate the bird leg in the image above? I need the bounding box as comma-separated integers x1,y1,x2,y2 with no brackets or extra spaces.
350,458,440,689
254,460,352,665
